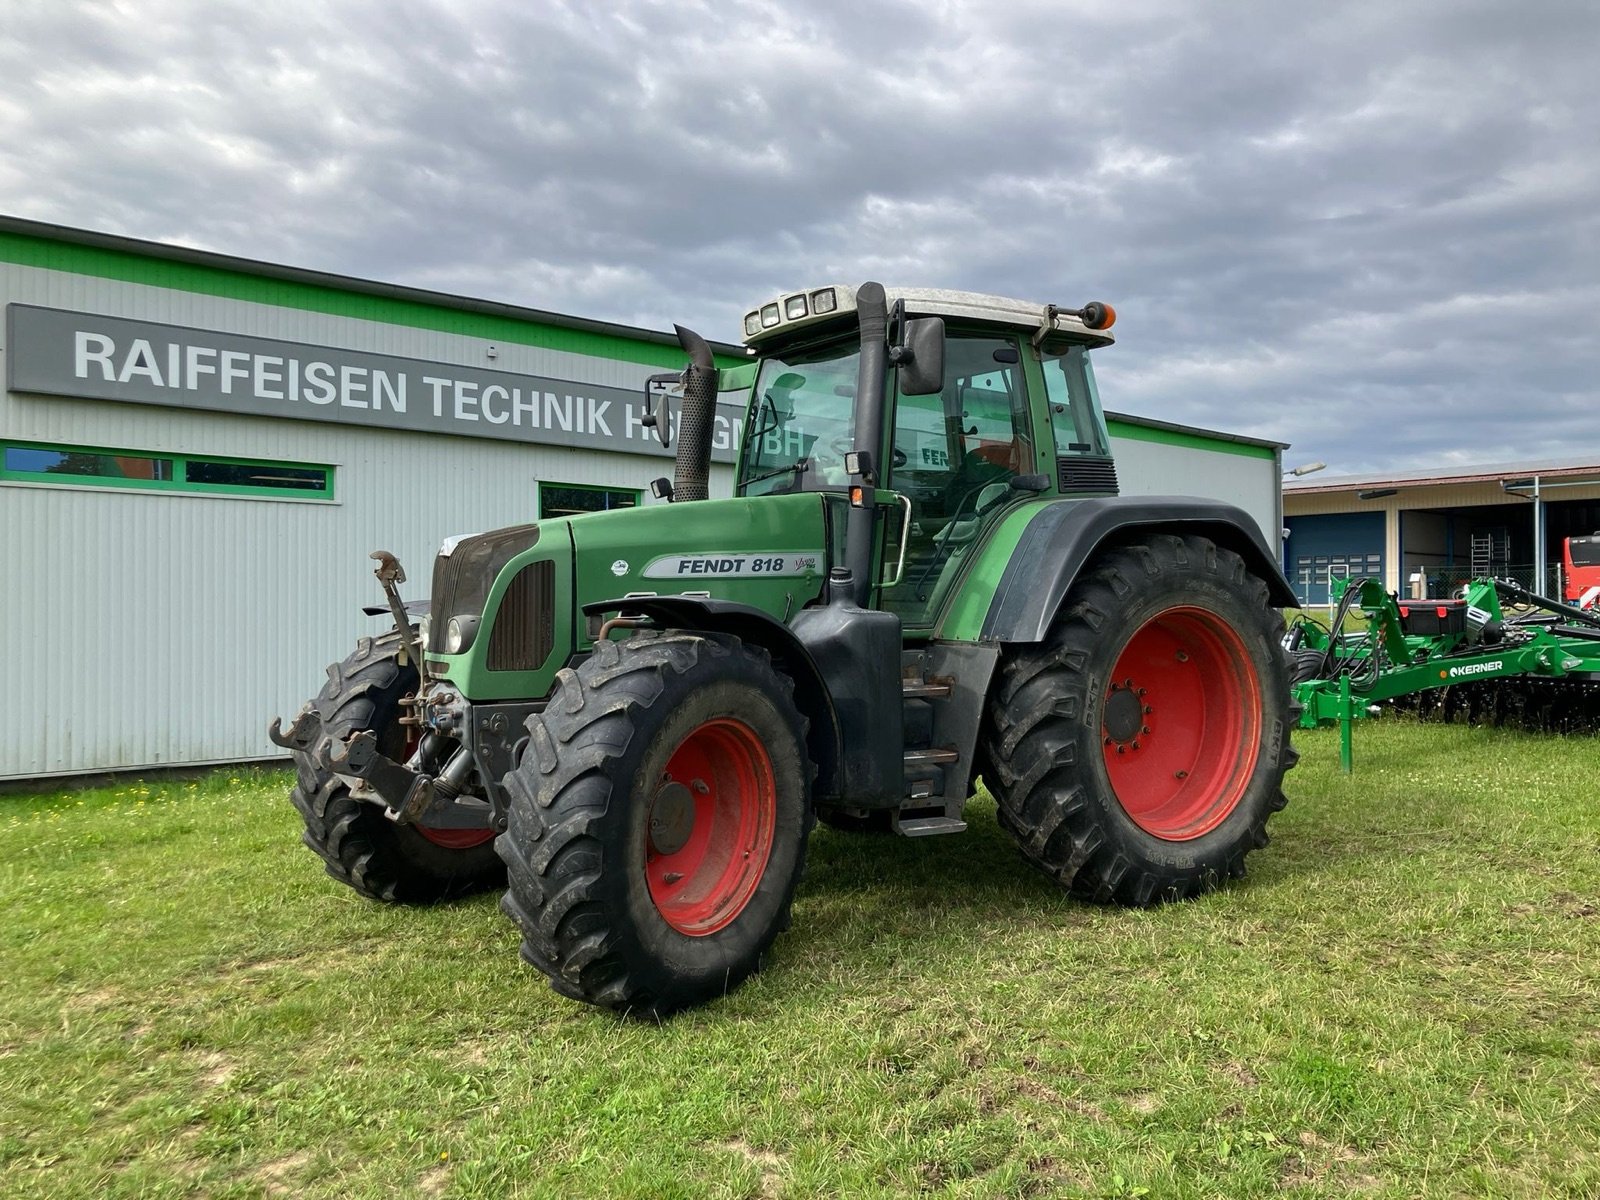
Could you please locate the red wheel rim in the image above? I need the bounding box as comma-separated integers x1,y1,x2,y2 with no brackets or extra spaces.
645,717,778,937
415,824,497,849
1100,606,1262,841
395,714,497,850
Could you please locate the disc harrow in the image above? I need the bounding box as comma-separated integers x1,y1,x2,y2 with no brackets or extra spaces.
1286,576,1600,770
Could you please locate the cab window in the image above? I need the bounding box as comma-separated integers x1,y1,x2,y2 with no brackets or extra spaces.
1040,344,1110,457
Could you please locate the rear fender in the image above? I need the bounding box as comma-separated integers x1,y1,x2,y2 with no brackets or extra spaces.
979,496,1297,644
582,596,843,801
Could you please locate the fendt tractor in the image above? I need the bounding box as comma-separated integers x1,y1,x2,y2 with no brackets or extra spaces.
271,282,1300,1015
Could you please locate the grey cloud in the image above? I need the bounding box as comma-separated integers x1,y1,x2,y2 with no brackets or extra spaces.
1,0,1595,473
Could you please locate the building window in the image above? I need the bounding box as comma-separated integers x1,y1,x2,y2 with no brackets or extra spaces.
538,481,640,519
0,440,334,499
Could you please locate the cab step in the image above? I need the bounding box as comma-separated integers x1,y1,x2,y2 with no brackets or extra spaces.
902,747,960,767
892,814,969,837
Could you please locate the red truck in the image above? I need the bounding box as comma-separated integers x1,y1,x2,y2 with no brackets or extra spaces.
1564,534,1600,609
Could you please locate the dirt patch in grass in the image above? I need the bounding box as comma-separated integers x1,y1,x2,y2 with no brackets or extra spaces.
255,1150,311,1196
714,1139,784,1198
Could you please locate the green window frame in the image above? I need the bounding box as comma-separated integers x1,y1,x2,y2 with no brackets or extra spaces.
537,481,641,519
0,439,335,500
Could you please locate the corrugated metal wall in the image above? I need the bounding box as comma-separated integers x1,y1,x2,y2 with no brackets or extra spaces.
0,260,728,779
2,253,1281,779
1111,433,1281,548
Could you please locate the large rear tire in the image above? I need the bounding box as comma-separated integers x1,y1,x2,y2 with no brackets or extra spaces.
497,631,814,1016
288,630,505,904
983,534,1295,904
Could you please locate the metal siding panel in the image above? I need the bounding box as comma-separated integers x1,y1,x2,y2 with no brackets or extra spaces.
1110,434,1280,544
0,261,743,778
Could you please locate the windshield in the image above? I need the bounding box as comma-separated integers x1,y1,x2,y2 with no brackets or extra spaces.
737,343,861,496
1570,538,1600,568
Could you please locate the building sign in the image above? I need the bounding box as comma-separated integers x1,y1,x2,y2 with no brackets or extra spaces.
5,305,746,462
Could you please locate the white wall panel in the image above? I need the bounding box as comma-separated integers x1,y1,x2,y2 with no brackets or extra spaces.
1110,434,1282,548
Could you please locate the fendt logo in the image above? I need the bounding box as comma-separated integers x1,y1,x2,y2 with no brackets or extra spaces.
1446,660,1503,679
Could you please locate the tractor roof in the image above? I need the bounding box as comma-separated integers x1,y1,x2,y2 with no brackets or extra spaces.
741,284,1117,351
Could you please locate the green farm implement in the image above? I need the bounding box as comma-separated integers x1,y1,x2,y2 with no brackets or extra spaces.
272,282,1300,1016
1286,576,1600,770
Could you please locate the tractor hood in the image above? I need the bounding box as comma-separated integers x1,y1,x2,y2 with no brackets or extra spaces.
425,492,831,703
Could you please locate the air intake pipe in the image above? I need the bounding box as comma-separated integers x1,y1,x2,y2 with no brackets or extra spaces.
672,324,718,502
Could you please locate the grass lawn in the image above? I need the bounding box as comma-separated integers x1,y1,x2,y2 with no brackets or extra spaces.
2,721,1597,1199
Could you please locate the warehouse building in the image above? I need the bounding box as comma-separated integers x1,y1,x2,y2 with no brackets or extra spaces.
1283,460,1600,606
1,216,1287,780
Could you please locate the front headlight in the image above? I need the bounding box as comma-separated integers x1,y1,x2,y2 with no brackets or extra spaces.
416,614,432,652
446,615,480,653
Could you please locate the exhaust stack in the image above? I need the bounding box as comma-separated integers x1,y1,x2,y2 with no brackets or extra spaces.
672,324,717,502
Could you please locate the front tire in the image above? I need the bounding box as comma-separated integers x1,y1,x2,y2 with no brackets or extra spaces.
984,534,1295,904
288,630,505,904
497,632,814,1016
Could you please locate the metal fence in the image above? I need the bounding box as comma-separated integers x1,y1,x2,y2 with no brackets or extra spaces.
1423,564,1563,598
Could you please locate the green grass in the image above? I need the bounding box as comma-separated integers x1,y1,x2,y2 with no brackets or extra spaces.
2,723,1598,1199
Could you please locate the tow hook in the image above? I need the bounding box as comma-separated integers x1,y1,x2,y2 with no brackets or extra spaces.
267,707,324,753
370,550,424,668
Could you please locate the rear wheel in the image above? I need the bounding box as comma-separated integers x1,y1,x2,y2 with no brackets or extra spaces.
497,631,814,1016
288,630,504,904
984,534,1295,904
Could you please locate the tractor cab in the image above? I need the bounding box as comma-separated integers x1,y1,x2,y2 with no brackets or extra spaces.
732,285,1119,628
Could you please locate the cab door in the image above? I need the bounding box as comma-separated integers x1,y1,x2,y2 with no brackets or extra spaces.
880,331,1036,629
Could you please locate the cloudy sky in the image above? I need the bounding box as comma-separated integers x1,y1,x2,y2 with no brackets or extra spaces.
2,0,1595,473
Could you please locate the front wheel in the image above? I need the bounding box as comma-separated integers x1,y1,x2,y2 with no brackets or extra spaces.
497,631,814,1016
984,534,1295,904
288,630,505,904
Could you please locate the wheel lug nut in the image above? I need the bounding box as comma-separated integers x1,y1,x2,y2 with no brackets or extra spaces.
1141,725,1151,735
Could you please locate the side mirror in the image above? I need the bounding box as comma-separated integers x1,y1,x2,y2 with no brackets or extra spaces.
890,315,945,397
641,373,679,448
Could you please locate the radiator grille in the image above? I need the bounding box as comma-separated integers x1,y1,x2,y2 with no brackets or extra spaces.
486,559,556,671
1057,455,1119,496
427,524,540,653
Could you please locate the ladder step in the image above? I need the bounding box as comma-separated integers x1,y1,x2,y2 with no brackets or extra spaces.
903,747,959,766
901,678,953,699
905,777,937,800
893,815,968,837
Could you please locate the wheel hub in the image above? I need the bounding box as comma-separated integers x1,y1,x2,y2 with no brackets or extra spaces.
1103,681,1148,747
648,780,697,856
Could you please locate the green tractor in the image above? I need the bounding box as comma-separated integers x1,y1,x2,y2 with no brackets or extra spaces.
271,282,1299,1015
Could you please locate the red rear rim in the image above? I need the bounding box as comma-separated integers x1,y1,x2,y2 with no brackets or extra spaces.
645,717,778,937
397,713,498,850
1100,606,1262,841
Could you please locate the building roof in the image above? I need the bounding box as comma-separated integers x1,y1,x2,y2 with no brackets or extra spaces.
1284,456,1600,494
0,214,746,356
